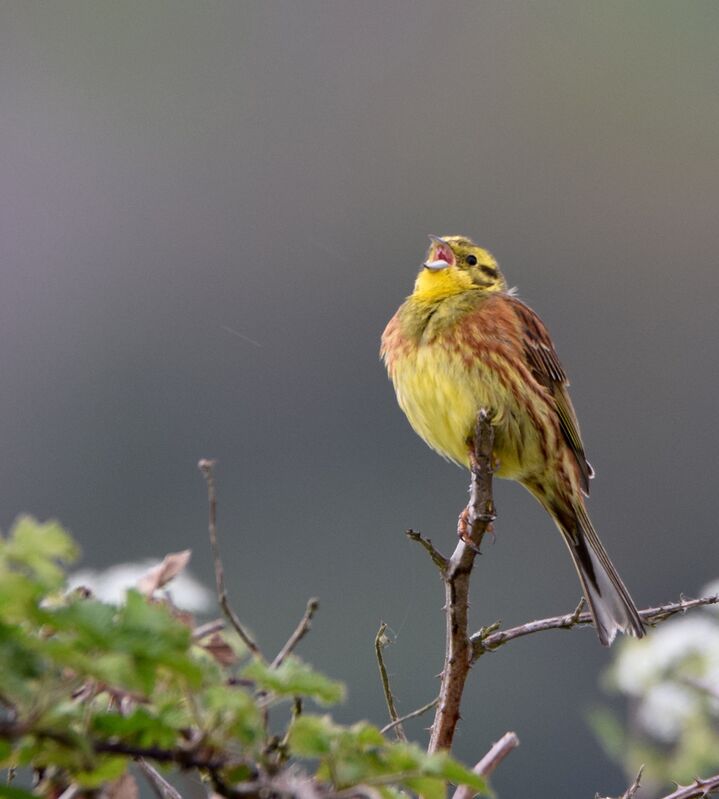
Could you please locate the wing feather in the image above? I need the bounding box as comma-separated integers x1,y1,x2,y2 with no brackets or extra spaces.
508,297,593,493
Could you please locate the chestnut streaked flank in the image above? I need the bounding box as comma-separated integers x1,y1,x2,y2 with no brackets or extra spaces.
380,235,644,646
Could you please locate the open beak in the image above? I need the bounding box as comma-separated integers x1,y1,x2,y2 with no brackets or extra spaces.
423,235,454,270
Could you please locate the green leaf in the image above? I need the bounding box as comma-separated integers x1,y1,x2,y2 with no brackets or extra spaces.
243,656,345,705
0,622,45,702
202,685,263,745
424,750,490,792
75,755,128,788
4,516,78,589
0,739,12,764
287,714,336,756
91,706,183,749
404,776,447,799
0,787,42,799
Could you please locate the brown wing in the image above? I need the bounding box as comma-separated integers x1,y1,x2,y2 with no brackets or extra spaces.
508,296,593,494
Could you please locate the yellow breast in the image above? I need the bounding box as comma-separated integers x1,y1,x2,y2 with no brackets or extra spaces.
382,295,546,477
392,342,507,466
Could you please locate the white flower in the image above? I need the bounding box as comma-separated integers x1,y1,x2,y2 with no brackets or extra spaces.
68,560,214,612
613,616,719,695
637,682,699,743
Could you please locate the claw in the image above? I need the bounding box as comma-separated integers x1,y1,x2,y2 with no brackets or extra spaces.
457,508,483,554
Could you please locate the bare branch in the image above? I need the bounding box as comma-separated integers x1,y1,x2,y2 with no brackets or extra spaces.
375,623,407,742
428,409,495,753
471,594,719,659
659,774,719,799
198,459,262,659
271,598,319,669
380,696,439,735
191,618,225,641
452,732,519,799
136,758,182,799
406,529,448,573
621,766,645,799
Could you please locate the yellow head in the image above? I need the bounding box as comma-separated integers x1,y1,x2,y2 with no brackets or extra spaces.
412,235,506,302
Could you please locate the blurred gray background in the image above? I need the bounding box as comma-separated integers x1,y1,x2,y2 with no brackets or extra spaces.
1,2,718,795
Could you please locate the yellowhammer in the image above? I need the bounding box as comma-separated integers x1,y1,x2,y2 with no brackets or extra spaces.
380,235,644,646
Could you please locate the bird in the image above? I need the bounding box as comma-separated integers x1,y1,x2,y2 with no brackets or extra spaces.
380,234,644,646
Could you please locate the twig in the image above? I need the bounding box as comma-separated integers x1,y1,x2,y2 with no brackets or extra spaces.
192,618,225,641
375,623,407,742
198,459,262,659
136,757,183,799
380,696,439,735
471,594,719,659
618,765,644,799
452,731,519,799
428,409,495,753
0,718,232,772
659,774,719,799
406,530,448,572
271,598,319,669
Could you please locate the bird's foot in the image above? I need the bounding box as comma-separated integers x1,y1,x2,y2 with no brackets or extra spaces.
457,506,496,551
457,507,483,554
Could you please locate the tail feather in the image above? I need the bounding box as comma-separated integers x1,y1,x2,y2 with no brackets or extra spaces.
553,503,644,646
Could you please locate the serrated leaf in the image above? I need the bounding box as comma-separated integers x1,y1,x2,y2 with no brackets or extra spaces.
288,715,336,756
243,656,345,705
202,685,263,744
404,776,446,799
424,751,490,792
5,516,78,589
91,706,183,749
350,721,386,748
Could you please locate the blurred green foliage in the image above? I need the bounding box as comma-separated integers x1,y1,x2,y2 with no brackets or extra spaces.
591,593,719,794
0,516,490,798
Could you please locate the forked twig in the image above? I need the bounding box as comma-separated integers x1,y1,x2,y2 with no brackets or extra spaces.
271,598,319,668
198,459,262,658
380,696,439,735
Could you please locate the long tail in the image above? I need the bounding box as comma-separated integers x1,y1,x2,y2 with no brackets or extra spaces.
548,500,645,646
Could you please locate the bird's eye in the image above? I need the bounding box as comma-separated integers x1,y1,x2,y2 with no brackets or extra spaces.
466,255,478,266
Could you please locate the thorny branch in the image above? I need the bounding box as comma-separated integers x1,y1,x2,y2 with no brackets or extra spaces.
423,409,496,753
471,594,719,659
602,768,719,799
659,774,719,799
